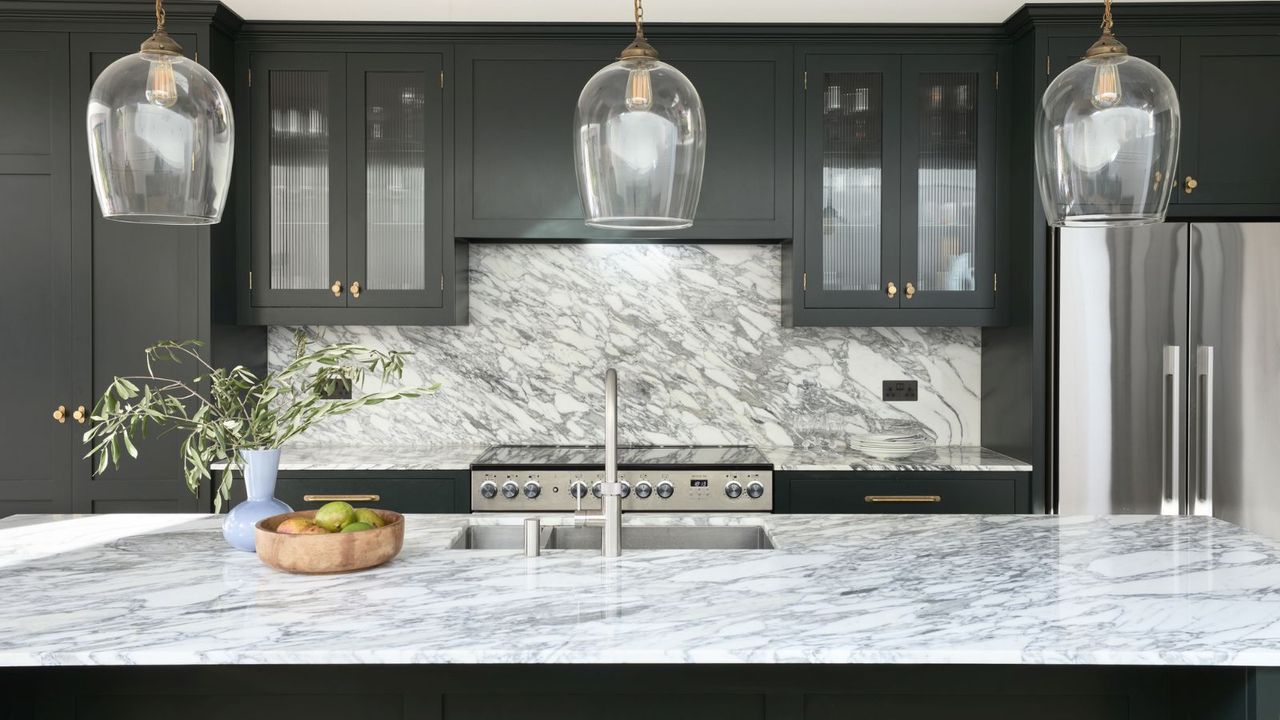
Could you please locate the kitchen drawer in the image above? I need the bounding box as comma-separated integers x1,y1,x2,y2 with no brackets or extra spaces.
777,472,1031,514
270,471,468,514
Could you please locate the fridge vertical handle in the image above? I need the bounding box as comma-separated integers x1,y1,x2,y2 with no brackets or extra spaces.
1162,346,1181,515
1194,346,1215,516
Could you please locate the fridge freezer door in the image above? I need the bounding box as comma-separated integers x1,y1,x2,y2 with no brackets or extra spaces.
1191,223,1280,539
1056,224,1189,515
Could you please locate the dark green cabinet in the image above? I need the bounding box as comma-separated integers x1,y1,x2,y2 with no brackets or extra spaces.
269,471,468,514
774,472,1032,514
242,50,463,325
788,50,1004,326
455,43,792,241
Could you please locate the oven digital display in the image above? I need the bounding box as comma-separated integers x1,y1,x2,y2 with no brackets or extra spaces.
690,479,709,488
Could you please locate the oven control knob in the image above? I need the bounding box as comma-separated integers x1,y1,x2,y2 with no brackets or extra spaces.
634,481,653,499
620,481,632,499
523,481,541,499
656,481,675,499
569,481,588,499
501,481,520,499
591,481,602,499
747,481,765,499
479,481,498,499
725,481,743,499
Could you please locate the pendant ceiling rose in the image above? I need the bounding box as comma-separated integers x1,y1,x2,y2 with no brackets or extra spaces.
1034,0,1181,228
86,0,235,225
573,0,707,231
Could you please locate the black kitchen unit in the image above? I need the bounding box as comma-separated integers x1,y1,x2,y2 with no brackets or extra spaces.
785,46,1009,327
238,47,466,326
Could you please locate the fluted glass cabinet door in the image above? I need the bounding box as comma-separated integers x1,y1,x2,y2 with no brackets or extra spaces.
346,54,444,308
802,55,901,309
250,52,347,308
900,55,996,309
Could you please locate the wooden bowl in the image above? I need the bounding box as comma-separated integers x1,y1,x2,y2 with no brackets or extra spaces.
254,509,405,574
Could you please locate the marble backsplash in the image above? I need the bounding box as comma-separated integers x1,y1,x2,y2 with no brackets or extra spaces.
269,244,980,447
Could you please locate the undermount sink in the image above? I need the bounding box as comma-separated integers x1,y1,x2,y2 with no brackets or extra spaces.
450,524,775,551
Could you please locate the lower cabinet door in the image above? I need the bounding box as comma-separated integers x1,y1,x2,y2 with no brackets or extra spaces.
783,472,1030,514
271,471,466,514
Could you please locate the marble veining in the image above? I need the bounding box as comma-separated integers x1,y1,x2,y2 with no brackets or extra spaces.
3,513,1280,667
763,445,1032,472
269,244,980,448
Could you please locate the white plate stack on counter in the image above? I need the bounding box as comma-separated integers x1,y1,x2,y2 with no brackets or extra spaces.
848,428,932,459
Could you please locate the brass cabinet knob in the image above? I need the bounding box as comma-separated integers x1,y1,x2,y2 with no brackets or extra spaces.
905,281,916,299
350,281,362,299
73,405,86,424
1185,176,1198,194
886,281,898,298
52,405,66,424
330,280,343,297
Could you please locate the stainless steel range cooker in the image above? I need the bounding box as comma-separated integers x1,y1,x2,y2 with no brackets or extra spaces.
469,445,773,512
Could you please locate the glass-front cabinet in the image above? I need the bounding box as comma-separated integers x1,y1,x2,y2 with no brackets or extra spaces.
796,52,1000,324
247,51,448,321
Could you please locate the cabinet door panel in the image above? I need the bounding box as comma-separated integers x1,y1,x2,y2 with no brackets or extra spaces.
456,44,789,240
787,475,1025,514
1180,36,1280,205
271,473,462,514
71,35,206,513
900,55,996,309
802,54,901,309
346,54,444,308
0,32,71,516
250,52,347,307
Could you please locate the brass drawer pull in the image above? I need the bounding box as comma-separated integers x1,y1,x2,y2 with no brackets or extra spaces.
303,494,381,503
330,280,343,297
864,495,942,503
52,405,66,423
1184,175,1198,194
904,281,916,299
886,281,898,298
350,281,362,298
73,405,87,424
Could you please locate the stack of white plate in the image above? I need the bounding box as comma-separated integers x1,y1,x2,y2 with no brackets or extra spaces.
848,429,932,459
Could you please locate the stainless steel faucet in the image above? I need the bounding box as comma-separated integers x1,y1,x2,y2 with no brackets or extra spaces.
574,368,623,557
601,368,622,557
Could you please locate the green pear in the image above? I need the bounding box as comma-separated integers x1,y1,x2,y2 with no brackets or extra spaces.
313,501,356,532
340,522,374,533
353,508,386,528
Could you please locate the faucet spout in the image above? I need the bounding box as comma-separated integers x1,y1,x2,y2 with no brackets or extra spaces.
601,368,622,558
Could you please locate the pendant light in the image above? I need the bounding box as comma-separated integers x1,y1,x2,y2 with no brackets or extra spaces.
574,0,707,230
1035,0,1180,227
86,0,234,225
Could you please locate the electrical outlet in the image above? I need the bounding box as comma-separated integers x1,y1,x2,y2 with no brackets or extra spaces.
882,380,918,402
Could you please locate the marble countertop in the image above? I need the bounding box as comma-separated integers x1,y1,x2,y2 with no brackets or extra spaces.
215,444,1031,473
1,512,1278,667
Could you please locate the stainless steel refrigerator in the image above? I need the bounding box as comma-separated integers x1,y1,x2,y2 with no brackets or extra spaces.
1055,223,1280,539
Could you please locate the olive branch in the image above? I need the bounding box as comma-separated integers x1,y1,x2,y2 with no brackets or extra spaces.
83,331,437,511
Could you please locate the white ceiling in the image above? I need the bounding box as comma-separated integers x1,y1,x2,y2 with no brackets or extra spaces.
223,0,1229,24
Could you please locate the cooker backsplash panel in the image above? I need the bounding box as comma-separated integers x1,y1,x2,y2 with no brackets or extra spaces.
269,244,980,447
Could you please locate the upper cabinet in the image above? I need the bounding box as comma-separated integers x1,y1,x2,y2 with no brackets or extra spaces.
1047,32,1280,216
788,49,1005,326
455,43,792,241
240,50,465,325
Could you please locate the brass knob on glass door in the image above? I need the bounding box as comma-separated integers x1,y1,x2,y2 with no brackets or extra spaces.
905,281,916,299
886,281,898,298
350,281,361,299
73,405,86,424
330,280,343,297
1185,176,1198,194
52,405,66,424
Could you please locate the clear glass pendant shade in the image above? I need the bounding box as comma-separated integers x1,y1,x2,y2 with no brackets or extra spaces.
87,51,234,225
1035,53,1180,227
575,57,707,230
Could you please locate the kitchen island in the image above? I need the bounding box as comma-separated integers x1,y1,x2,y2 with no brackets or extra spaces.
2,513,1278,718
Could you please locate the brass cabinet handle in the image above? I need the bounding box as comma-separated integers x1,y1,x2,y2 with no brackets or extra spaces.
905,281,916,299
1184,176,1198,194
886,281,898,298
330,280,343,297
73,405,86,424
52,405,66,424
303,494,381,503
864,495,942,503
350,281,362,298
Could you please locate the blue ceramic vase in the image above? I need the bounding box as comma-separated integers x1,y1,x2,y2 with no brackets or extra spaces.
222,448,292,552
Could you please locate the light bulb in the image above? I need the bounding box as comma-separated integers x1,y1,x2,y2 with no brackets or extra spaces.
1091,61,1121,109
625,65,652,112
146,55,178,108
